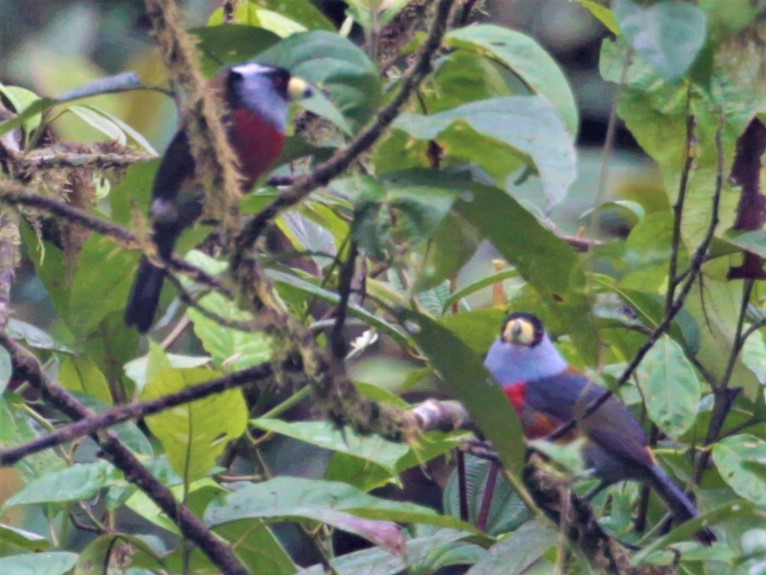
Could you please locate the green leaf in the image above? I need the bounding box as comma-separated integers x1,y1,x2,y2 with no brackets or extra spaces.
631,499,754,564
204,476,476,532
443,269,519,313
0,552,78,575
68,234,137,337
6,319,74,354
614,0,707,82
571,0,620,34
124,478,221,533
635,336,700,439
187,292,273,371
0,346,12,395
194,25,281,75
397,310,530,501
142,368,248,482
296,529,473,575
257,31,381,130
723,230,766,259
712,435,766,506
393,97,576,207
443,456,532,536
58,354,113,405
0,72,144,137
438,308,507,356
66,105,126,143
467,519,557,574
253,418,409,475
430,50,514,114
0,85,43,140
124,341,211,395
0,524,50,552
742,329,766,384
215,520,298,575
267,269,409,345
3,461,117,509
446,25,579,136
256,0,335,30
0,394,65,481
454,181,597,362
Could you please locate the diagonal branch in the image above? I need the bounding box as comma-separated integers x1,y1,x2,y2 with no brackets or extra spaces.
0,362,278,466
0,332,251,575
232,0,456,266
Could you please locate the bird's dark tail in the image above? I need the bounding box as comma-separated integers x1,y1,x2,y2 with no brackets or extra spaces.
125,257,165,333
649,464,716,545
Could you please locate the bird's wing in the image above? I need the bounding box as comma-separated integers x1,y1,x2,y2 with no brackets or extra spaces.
526,373,654,468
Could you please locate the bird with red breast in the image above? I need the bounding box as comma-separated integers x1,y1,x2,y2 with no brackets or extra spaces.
125,62,312,333
484,312,715,545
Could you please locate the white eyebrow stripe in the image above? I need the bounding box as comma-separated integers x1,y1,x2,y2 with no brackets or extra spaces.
231,62,273,75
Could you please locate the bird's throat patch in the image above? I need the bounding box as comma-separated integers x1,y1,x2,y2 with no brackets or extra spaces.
503,382,526,415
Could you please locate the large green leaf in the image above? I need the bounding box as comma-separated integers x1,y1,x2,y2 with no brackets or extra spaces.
631,498,755,565
454,181,597,362
0,552,78,575
296,529,473,575
142,368,248,482
257,31,381,131
215,520,298,575
204,476,476,532
394,97,576,207
253,418,409,476
446,25,579,137
467,519,557,574
194,25,281,75
0,394,65,481
68,234,137,338
614,0,707,82
0,73,143,137
58,354,112,405
2,462,117,509
0,524,50,553
635,336,700,439
188,291,273,371
712,435,766,507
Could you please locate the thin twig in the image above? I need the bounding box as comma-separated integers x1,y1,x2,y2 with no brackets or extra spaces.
549,113,726,442
667,102,696,309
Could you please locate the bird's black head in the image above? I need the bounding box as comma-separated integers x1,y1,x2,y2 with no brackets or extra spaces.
224,62,313,130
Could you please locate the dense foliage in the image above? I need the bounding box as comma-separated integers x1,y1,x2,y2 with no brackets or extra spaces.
1,0,766,573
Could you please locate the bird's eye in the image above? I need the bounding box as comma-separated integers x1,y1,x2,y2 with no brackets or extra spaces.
270,70,289,93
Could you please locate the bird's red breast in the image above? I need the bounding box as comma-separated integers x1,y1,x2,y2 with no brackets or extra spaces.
503,382,564,439
231,108,286,188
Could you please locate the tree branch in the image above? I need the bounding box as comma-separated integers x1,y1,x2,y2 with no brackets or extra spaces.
0,332,251,575
549,113,726,442
0,362,280,467
143,0,242,226
232,0,456,264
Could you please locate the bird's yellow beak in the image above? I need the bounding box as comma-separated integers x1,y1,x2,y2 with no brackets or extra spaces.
287,77,314,101
503,318,536,345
